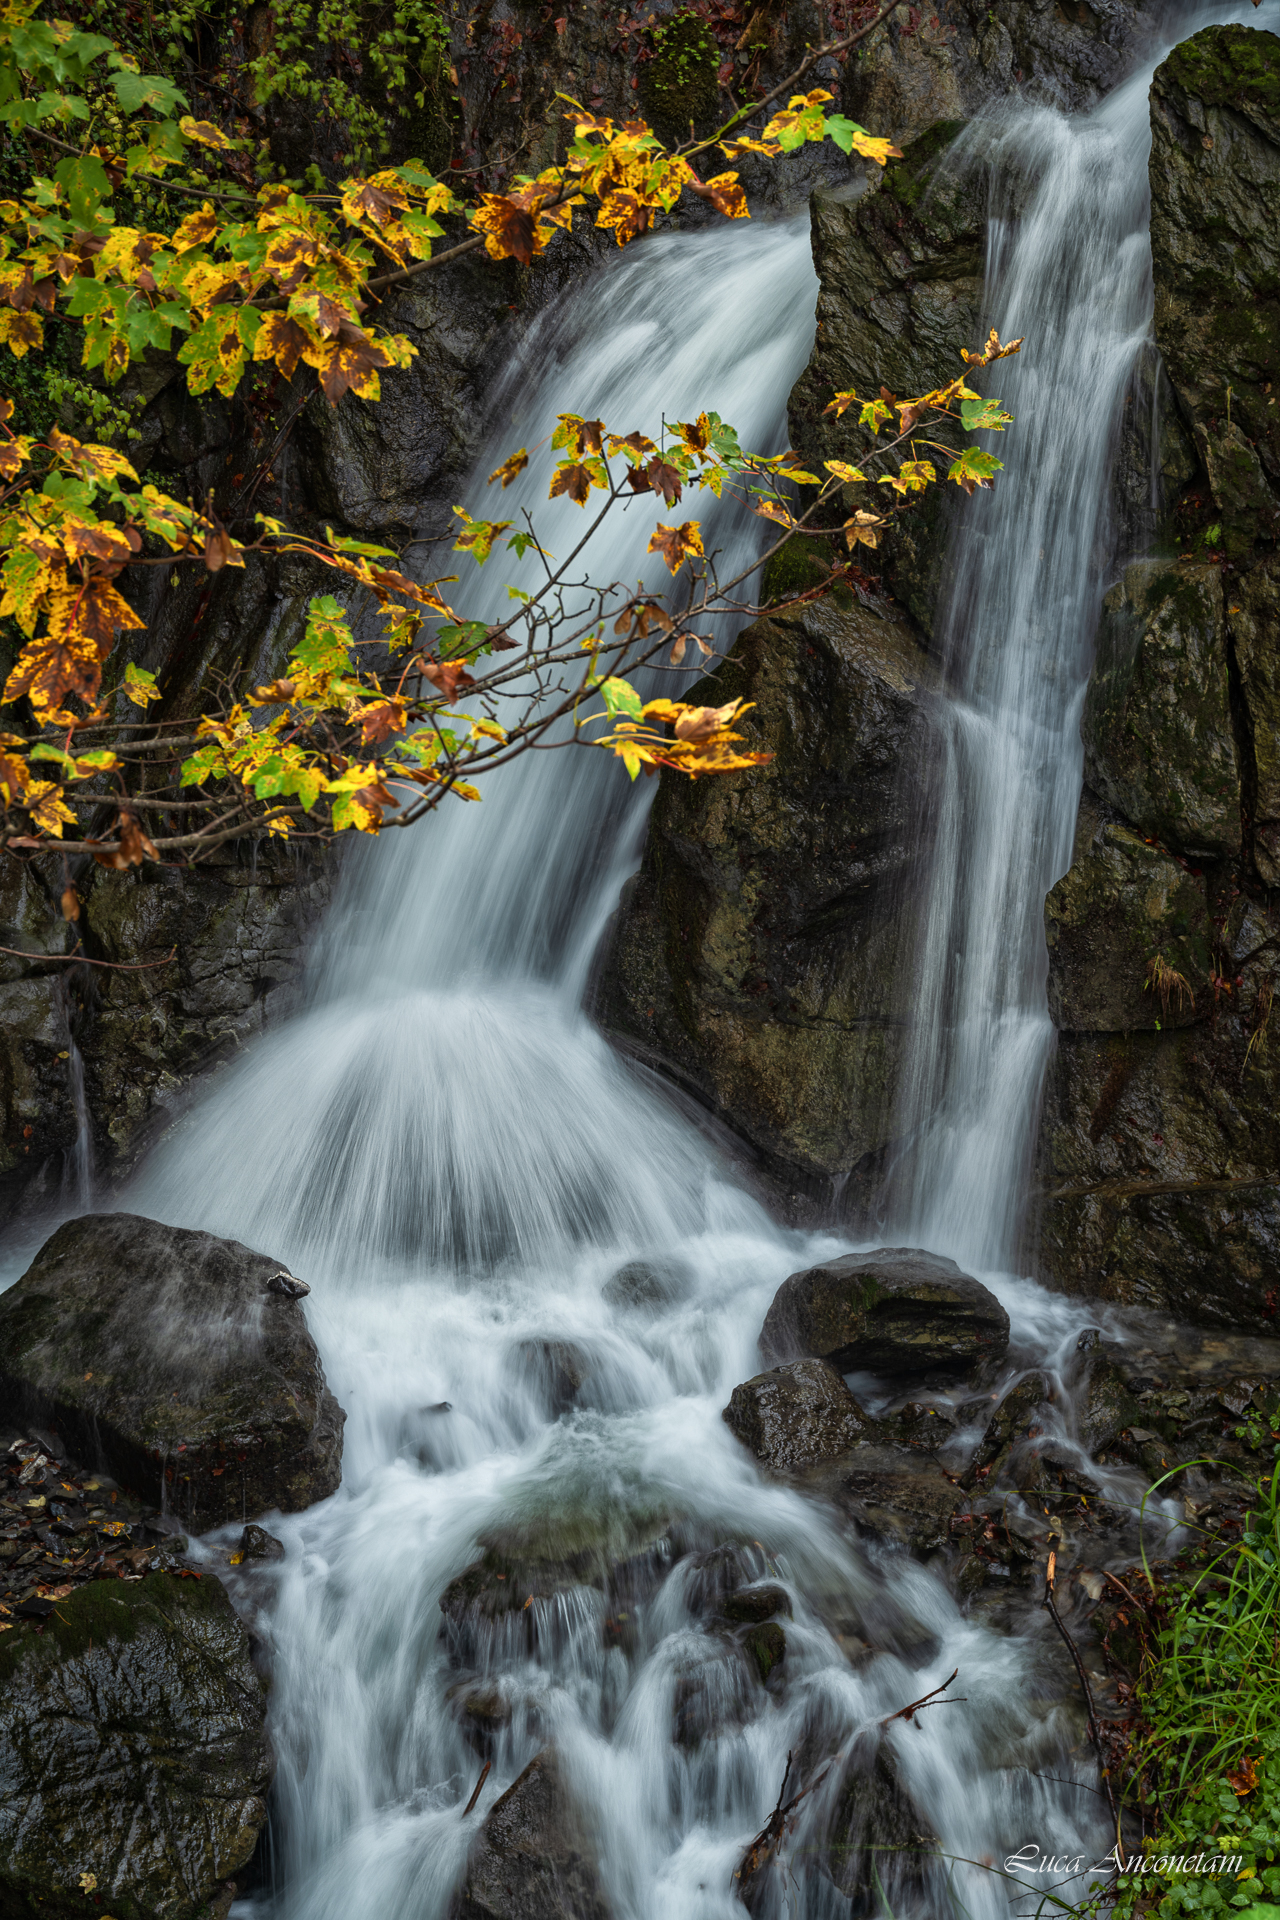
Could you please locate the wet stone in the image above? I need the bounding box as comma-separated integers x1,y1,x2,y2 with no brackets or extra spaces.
451,1746,613,1920
0,1213,344,1531
513,1340,592,1417
739,1619,786,1684
0,1572,271,1920
825,1738,941,1917
722,1583,792,1624
238,1524,285,1563
760,1247,1010,1380
723,1359,880,1471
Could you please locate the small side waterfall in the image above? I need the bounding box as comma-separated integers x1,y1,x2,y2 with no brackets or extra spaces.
883,74,1162,1271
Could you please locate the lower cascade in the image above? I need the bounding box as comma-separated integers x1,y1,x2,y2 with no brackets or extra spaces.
3,6,1280,1920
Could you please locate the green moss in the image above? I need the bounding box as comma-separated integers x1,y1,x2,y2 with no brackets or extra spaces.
882,119,968,210
1160,23,1280,132
761,533,836,604
0,1572,223,1681
641,10,719,146
742,1619,786,1681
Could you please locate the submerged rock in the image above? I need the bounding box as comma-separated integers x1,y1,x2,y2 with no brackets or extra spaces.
0,1213,344,1530
722,1359,879,1472
760,1248,1009,1379
452,1747,612,1920
512,1340,592,1417
825,1739,941,1916
600,1258,691,1312
0,1572,271,1920
238,1524,285,1564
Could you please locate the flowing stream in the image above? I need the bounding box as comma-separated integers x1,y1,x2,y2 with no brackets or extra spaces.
13,15,1277,1914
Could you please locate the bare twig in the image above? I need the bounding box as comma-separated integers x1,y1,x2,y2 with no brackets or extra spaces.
462,1761,491,1817
881,1668,964,1726
0,942,178,971
1043,1556,1120,1828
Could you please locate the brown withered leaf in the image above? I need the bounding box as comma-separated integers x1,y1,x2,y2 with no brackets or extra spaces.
645,457,682,507
263,229,320,294
254,313,311,381
578,419,605,455
596,189,648,246
77,580,147,657
625,464,652,494
701,173,748,219
312,323,392,406
357,697,408,746
422,658,477,703
473,194,540,266
61,885,80,922
94,810,158,871
648,521,704,575
61,517,135,566
1227,1755,1258,1796
549,462,594,506
204,526,234,572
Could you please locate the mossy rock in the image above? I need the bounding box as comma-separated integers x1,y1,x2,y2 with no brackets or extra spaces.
0,1573,270,1920
739,1619,786,1682
640,10,719,147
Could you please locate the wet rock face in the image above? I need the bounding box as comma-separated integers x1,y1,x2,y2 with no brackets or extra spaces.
1084,560,1240,858
1149,25,1280,564
593,598,937,1212
0,1572,271,1920
0,1214,344,1529
1034,25,1280,1322
825,1740,940,1916
452,1747,612,1920
786,123,985,636
1044,797,1214,1033
723,1359,879,1471
760,1248,1010,1379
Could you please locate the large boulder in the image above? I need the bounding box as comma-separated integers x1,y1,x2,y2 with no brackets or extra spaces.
592,596,937,1215
722,1359,879,1472
452,1747,612,1920
0,1214,344,1530
0,1572,271,1920
759,1248,1009,1379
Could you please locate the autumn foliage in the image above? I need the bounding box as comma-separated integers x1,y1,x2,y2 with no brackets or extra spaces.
0,0,1019,884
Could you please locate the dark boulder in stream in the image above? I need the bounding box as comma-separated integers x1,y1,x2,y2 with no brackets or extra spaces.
0,1214,344,1529
452,1747,612,1920
760,1248,1010,1378
723,1359,880,1471
0,1571,271,1920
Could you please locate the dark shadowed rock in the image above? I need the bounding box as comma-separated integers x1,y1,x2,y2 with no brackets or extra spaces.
0,1213,344,1530
723,1584,792,1625
452,1747,612,1920
512,1340,592,1417
760,1248,1009,1379
826,1738,941,1915
0,1572,270,1920
962,1376,1049,1487
592,597,937,1215
722,1359,879,1471
238,1524,285,1563
1079,1351,1145,1456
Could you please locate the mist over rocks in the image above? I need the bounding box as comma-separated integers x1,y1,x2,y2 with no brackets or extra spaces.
0,1213,344,1530
759,1248,1010,1379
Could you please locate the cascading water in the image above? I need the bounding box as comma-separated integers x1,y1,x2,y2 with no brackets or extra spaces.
13,17,1273,1914
882,73,1173,1273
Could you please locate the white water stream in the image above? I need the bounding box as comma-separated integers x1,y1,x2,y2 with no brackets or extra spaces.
8,13,1277,1914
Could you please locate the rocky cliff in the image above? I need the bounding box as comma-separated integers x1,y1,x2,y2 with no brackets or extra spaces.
1034,23,1280,1329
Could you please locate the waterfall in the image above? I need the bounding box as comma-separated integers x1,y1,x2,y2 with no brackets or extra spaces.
16,14,1270,1911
